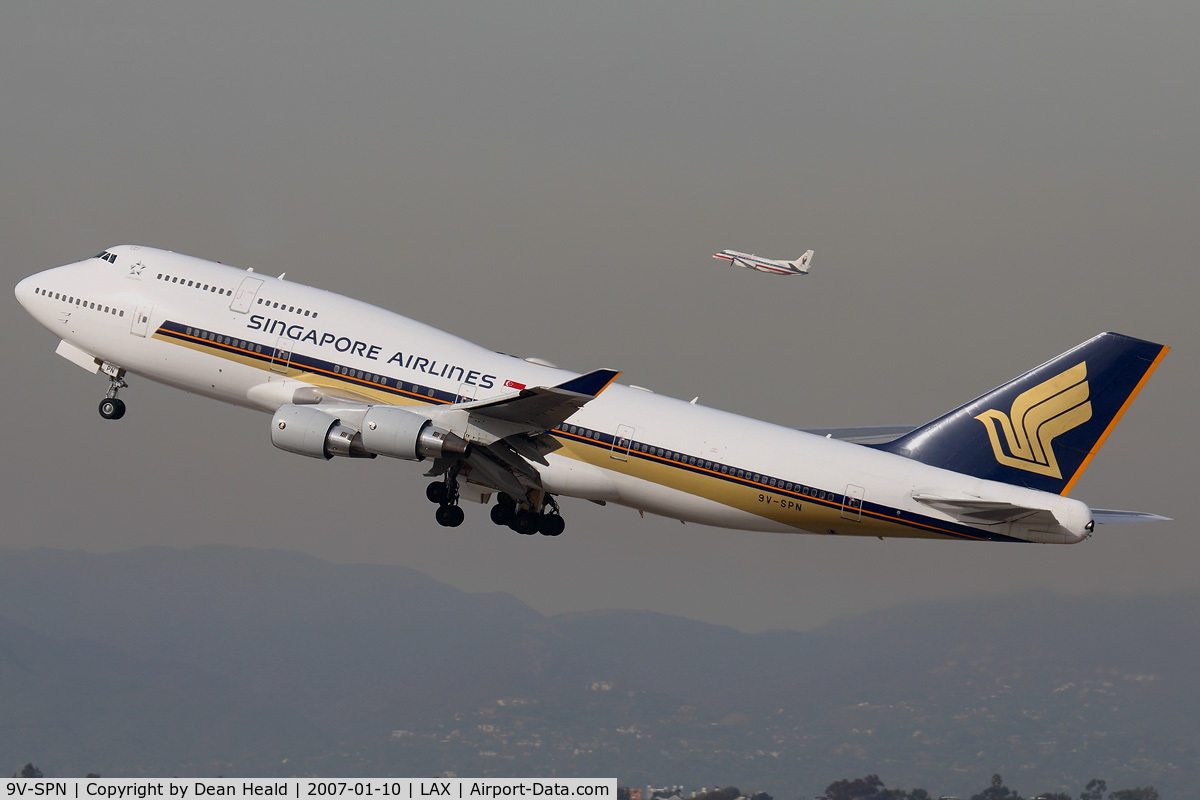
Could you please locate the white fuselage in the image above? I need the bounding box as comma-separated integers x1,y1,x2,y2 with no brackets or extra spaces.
713,250,806,276
15,246,1092,543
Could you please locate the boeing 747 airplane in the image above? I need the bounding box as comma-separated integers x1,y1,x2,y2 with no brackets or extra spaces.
713,248,813,275
15,246,1169,540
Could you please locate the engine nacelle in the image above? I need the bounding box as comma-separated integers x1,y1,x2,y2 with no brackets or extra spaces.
360,405,471,461
271,405,374,460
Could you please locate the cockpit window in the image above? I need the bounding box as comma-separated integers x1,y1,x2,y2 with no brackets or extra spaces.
94,251,118,263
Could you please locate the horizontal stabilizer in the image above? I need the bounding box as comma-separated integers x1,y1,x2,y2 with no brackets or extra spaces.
802,425,916,445
912,494,1060,526
1091,508,1172,524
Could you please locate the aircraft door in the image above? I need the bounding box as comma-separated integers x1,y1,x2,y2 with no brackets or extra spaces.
841,484,865,521
611,424,635,461
456,382,477,404
130,303,153,337
270,336,292,374
230,277,264,313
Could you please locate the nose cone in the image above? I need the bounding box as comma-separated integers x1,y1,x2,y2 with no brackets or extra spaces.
14,274,34,311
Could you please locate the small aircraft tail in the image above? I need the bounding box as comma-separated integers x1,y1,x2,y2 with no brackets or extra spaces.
878,332,1168,495
789,250,814,273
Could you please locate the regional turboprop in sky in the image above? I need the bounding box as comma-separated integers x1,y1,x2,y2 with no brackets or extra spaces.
15,246,1169,541
713,248,813,275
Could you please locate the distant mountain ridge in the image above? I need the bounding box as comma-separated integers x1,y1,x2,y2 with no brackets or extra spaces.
0,546,1194,798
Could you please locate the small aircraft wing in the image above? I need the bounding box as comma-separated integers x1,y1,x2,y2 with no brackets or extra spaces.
1091,508,1173,524
802,425,917,445
911,494,1061,526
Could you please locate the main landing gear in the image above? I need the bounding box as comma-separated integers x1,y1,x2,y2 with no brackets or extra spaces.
489,492,565,537
426,476,465,528
424,478,566,536
98,369,128,420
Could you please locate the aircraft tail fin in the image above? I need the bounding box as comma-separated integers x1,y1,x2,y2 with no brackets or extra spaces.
878,332,1168,495
789,250,814,273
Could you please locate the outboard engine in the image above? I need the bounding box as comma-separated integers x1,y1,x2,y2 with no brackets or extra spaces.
271,405,374,460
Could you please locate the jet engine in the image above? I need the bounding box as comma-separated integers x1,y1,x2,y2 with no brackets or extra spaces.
270,404,470,462
271,405,374,460
360,405,471,460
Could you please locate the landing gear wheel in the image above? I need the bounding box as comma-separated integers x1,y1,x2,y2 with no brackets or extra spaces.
490,503,514,527
426,481,449,504
510,511,539,535
538,515,565,537
435,504,465,527
98,397,126,420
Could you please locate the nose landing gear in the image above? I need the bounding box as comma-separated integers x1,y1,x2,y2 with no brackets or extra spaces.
98,369,128,420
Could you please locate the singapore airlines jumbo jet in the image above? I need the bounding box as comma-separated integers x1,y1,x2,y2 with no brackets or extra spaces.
15,246,1169,541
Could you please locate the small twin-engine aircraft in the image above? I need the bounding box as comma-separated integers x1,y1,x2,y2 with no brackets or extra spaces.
16,246,1169,541
713,248,813,275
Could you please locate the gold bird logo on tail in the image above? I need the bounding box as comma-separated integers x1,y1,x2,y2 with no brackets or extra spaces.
974,362,1092,479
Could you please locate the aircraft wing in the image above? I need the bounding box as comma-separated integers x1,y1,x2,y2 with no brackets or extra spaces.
424,368,621,496
1091,508,1173,524
802,425,917,445
456,368,620,431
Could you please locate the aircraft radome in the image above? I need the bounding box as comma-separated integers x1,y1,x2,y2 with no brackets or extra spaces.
713,248,813,276
16,246,1169,541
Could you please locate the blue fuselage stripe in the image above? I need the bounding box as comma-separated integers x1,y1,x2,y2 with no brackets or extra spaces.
157,319,1024,543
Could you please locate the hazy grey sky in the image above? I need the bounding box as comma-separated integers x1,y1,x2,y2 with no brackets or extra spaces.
3,1,1196,632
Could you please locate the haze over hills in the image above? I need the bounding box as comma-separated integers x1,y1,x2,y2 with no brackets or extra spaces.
0,546,1193,797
